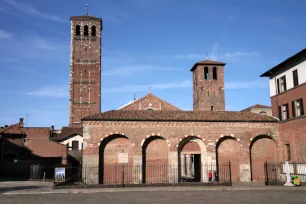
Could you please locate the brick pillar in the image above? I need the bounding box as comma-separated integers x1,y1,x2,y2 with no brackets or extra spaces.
168,151,178,183
239,142,251,182
133,154,142,184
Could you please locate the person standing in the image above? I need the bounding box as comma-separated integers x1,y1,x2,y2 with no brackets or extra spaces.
208,170,212,182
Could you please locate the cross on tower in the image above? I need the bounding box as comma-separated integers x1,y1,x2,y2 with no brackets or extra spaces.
86,4,88,16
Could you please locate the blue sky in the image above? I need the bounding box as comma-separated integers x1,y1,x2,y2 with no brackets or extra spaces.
0,0,306,128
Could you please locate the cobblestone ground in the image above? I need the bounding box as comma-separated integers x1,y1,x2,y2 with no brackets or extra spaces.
0,190,305,204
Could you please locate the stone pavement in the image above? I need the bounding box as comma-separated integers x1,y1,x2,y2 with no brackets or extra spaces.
0,181,305,195
1,189,306,204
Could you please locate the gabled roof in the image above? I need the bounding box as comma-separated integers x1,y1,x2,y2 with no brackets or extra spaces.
241,104,271,112
83,110,277,122
51,127,83,142
118,93,180,111
260,48,306,77
191,60,226,71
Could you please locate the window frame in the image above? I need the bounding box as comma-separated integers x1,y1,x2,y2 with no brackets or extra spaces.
72,141,79,150
293,69,299,87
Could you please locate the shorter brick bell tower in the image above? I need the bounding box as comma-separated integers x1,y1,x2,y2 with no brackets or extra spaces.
191,60,226,111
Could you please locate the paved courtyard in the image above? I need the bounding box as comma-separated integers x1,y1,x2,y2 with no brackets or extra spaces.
1,190,305,204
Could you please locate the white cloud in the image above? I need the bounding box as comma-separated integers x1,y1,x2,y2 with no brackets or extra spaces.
225,80,267,89
104,65,174,76
26,85,68,97
103,79,267,93
4,0,63,22
0,30,12,39
104,80,192,93
223,51,258,59
173,53,204,59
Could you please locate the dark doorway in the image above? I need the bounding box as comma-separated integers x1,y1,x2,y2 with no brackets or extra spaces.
181,153,201,182
193,154,201,182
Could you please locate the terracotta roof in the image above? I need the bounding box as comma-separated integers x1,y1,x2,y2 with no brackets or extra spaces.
241,104,271,112
70,15,102,20
0,123,24,135
260,48,306,77
83,110,277,122
51,127,83,142
191,60,226,71
118,93,180,111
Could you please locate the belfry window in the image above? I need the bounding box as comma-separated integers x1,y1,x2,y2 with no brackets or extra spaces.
213,67,217,80
204,67,209,80
76,25,80,36
91,26,96,36
84,25,89,36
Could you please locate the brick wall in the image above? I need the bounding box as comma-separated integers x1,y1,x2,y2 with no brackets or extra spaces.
83,120,278,183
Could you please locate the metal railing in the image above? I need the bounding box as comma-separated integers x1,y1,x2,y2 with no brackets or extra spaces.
265,161,306,185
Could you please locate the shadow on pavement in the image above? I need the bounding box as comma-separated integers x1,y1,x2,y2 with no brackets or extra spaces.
0,185,44,193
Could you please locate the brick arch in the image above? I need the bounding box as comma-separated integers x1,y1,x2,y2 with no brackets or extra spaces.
142,135,169,183
249,134,277,182
177,136,208,182
216,135,240,182
99,134,134,184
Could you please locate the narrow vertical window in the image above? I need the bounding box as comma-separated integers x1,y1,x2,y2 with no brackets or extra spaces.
84,25,89,36
282,104,289,120
277,78,280,94
285,144,291,161
91,25,96,36
204,67,209,80
76,25,80,36
278,106,282,120
293,69,299,87
213,67,217,80
211,106,214,111
280,76,286,92
208,90,210,96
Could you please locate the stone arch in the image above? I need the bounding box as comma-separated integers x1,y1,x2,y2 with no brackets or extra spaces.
216,135,240,182
249,134,277,182
99,134,134,184
177,136,210,182
141,135,169,183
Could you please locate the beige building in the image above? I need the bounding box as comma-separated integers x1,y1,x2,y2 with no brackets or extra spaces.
240,104,272,116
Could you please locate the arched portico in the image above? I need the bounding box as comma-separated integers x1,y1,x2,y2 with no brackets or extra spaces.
99,134,134,184
141,135,169,183
177,136,213,182
249,134,277,181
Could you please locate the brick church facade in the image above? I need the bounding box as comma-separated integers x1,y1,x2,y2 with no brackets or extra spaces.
63,12,296,185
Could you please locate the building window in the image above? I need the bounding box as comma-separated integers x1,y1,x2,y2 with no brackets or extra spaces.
213,67,217,80
281,104,289,120
204,67,209,80
285,144,291,161
207,91,210,96
277,76,287,93
293,69,299,87
84,25,89,36
91,26,96,36
260,111,266,115
292,99,304,117
211,106,214,111
72,141,79,150
76,25,80,36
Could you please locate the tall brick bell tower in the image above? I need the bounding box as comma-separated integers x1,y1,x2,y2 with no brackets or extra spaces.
69,11,102,127
191,60,226,111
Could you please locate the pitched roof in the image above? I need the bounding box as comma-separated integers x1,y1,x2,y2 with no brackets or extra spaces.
260,48,306,77
70,15,102,20
241,104,271,112
118,93,180,111
191,60,226,71
82,110,277,122
0,123,24,135
51,127,83,142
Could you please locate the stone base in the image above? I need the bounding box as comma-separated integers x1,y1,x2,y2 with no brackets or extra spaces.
284,182,294,187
